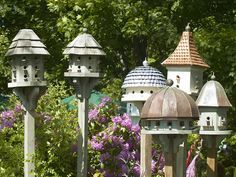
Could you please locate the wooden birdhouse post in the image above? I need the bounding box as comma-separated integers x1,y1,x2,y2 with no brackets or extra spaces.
141,80,199,177
162,24,209,99
63,28,105,177
121,59,166,176
6,29,50,177
196,74,232,177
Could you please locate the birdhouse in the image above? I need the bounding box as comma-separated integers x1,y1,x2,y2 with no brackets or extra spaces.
5,29,49,88
64,29,106,79
141,80,199,134
162,24,209,97
196,75,232,135
121,60,166,123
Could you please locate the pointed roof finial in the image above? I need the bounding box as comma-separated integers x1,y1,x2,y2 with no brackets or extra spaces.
185,23,191,32
83,28,88,33
143,58,149,67
210,71,216,80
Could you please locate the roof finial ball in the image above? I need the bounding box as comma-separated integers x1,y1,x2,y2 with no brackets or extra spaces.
82,28,88,33
185,23,191,31
166,79,174,87
143,58,149,67
210,71,216,80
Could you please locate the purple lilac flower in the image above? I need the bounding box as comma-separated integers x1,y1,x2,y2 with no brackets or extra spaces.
1,110,16,128
88,108,99,120
121,164,128,174
111,136,124,146
100,153,110,163
117,150,130,161
104,170,114,177
112,116,123,124
91,140,104,151
133,164,140,177
99,117,107,123
131,124,140,133
14,104,22,113
151,160,157,172
121,118,132,130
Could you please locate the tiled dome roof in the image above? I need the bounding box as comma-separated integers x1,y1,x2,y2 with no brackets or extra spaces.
63,28,106,56
5,29,50,56
141,84,199,120
162,24,209,68
122,62,166,88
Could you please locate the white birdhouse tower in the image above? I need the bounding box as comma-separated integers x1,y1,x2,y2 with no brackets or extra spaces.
6,29,49,88
196,74,232,135
162,24,209,98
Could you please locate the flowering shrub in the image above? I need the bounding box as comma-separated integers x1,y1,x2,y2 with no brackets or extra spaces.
88,97,164,177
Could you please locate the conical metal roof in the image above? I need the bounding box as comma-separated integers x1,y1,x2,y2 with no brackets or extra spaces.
122,60,166,88
5,29,50,56
141,80,199,120
196,75,232,107
63,29,106,56
162,24,209,68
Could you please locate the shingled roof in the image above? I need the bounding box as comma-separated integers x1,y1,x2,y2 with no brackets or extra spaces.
63,28,106,56
5,29,50,56
162,24,209,68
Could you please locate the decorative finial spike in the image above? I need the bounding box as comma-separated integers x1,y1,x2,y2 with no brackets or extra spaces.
166,79,174,87
143,58,149,67
185,23,191,32
211,72,216,80
83,28,88,33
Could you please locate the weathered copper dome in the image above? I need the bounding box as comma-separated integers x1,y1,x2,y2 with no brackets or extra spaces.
196,76,232,107
141,82,199,120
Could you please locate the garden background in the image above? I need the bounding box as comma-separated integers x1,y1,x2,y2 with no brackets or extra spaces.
0,0,236,176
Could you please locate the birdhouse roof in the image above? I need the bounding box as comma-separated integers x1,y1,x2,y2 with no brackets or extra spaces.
121,60,166,88
161,24,209,68
5,29,50,56
196,76,232,107
63,29,106,56
141,82,199,120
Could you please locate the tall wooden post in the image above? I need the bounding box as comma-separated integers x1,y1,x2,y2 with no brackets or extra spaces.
140,134,152,177
14,87,44,177
206,136,217,177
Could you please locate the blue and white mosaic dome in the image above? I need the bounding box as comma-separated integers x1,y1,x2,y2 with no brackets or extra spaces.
122,61,166,88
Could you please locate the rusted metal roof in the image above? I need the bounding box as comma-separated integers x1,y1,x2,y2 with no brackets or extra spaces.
162,24,209,68
63,29,106,56
5,29,50,56
122,60,166,88
141,81,199,119
196,76,232,107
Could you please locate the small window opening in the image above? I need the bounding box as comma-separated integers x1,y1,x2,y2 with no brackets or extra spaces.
180,121,185,127
140,90,144,94
156,121,160,126
150,90,153,94
89,66,92,69
132,91,135,94
23,66,27,69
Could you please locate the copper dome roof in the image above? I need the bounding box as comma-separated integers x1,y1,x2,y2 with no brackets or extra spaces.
161,24,209,68
141,83,199,120
196,76,232,107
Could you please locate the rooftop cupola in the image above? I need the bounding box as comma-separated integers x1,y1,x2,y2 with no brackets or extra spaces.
162,24,209,97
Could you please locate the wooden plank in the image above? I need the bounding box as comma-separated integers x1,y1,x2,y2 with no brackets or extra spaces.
140,134,152,177
207,136,217,177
